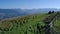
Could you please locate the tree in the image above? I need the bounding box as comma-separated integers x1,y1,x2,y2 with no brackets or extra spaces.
48,11,51,14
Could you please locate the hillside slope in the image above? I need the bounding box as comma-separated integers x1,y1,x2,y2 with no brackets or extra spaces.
0,13,60,34
54,12,60,34
0,13,47,34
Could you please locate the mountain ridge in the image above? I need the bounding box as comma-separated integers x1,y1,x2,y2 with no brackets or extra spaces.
0,8,59,20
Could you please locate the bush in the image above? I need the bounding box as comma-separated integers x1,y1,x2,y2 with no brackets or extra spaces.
48,11,51,14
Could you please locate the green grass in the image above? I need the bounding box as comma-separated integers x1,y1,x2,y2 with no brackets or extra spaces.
54,16,60,34
0,13,47,34
0,13,60,34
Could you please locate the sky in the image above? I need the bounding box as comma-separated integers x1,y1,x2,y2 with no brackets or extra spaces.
0,0,60,9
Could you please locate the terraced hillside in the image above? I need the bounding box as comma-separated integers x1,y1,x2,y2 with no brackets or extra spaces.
0,13,48,34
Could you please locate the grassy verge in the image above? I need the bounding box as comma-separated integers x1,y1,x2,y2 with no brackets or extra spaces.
54,16,60,34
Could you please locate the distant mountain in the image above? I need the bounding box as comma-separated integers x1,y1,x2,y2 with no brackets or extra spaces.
0,9,20,20
0,8,59,20
21,8,59,14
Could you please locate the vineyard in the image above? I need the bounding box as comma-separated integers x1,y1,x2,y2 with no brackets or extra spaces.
0,12,60,34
